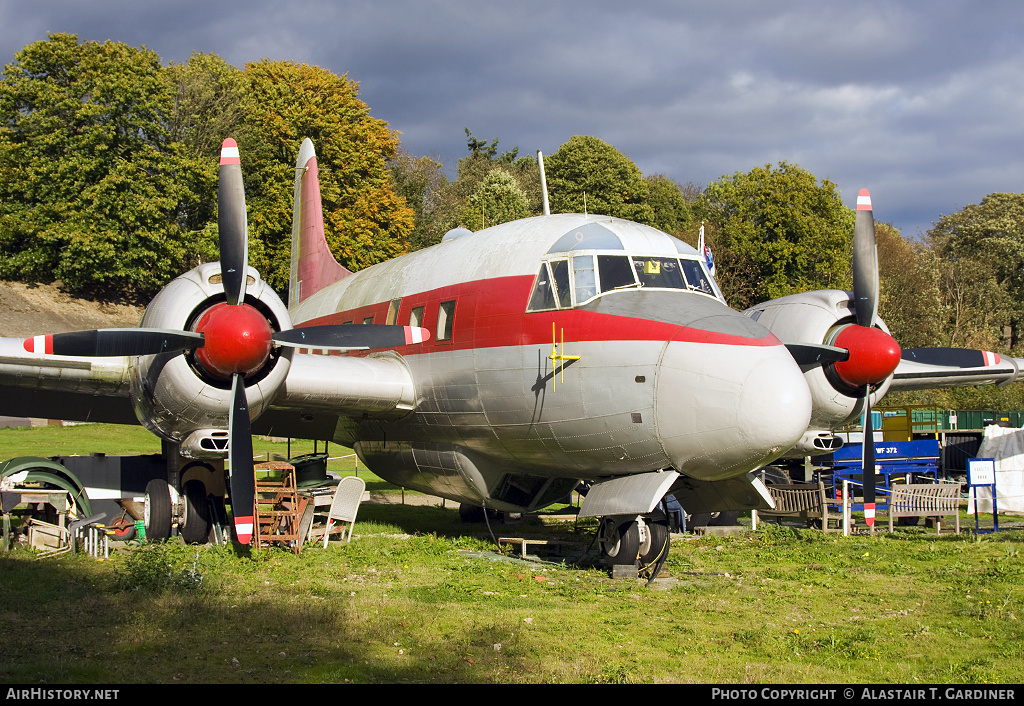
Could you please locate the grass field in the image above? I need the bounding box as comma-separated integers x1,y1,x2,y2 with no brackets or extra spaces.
1,425,1023,684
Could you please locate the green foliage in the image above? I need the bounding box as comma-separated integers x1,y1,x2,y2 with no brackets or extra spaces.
388,147,449,250
929,193,1024,348
0,34,211,299
876,222,945,349
644,174,696,236
0,38,413,298
400,129,542,248
112,540,204,592
237,60,414,291
544,135,654,224
166,52,247,161
462,169,531,229
696,162,853,309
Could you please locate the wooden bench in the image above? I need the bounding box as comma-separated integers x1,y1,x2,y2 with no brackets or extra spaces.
752,481,836,532
887,482,961,534
498,537,583,559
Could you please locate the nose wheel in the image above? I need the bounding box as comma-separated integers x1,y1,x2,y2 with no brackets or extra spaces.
598,515,671,577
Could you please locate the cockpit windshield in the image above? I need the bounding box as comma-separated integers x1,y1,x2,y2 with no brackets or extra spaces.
527,253,723,311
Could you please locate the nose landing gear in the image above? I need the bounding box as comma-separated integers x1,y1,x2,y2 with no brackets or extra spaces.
598,514,670,579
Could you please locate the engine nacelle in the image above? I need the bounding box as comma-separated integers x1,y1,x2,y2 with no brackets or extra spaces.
129,263,293,455
743,289,893,437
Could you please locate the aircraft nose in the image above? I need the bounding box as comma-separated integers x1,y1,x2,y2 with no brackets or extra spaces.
654,339,812,481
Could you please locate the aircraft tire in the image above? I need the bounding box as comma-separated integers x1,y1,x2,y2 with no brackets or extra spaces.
459,503,498,523
144,478,172,542
688,512,711,530
708,510,739,526
638,519,669,568
459,503,485,523
599,517,640,566
180,479,211,545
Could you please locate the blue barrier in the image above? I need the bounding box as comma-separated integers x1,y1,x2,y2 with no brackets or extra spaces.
819,440,941,512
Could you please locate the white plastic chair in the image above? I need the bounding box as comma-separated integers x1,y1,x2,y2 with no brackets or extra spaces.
321,476,366,546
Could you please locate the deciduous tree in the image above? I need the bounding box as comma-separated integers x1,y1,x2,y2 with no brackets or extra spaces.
544,136,653,224
237,60,413,291
0,34,209,298
696,162,852,309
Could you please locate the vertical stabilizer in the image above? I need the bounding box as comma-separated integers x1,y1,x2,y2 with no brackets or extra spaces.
289,138,352,308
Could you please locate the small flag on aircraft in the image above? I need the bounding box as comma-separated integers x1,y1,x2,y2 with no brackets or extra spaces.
698,224,716,277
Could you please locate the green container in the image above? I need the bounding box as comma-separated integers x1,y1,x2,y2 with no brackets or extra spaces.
290,453,329,487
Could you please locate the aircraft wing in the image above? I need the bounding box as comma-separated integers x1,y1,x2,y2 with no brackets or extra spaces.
0,334,419,432
0,336,136,423
890,347,1024,391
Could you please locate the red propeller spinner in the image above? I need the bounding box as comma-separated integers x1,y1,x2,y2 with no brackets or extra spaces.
831,324,901,389
192,302,273,380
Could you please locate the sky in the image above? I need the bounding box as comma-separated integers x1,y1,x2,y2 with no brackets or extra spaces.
1,0,1022,237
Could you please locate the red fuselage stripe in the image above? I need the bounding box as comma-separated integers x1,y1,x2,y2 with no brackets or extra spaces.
299,275,780,353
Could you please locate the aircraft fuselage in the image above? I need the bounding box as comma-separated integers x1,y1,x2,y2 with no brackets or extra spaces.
290,215,812,512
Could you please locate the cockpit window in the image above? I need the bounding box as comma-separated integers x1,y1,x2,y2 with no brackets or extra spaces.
680,259,715,295
528,264,556,311
634,257,685,289
572,255,597,304
548,223,624,254
550,259,572,308
527,260,573,311
598,255,636,292
528,253,723,312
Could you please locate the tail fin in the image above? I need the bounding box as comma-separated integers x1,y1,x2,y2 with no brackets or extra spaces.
289,138,352,308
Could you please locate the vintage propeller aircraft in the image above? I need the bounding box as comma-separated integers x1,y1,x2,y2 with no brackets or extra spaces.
1,137,1021,570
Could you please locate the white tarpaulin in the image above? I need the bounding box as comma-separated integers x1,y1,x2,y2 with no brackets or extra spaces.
968,425,1024,514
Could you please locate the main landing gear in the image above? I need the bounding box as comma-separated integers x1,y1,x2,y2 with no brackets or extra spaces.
597,514,670,578
143,465,220,543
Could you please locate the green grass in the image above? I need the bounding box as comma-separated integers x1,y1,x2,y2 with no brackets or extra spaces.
2,424,1023,683
0,422,400,490
2,519,1024,684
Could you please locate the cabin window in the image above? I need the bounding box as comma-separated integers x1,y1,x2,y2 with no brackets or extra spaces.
385,298,401,325
363,316,375,325
598,255,637,292
409,306,424,328
634,257,685,289
438,300,456,341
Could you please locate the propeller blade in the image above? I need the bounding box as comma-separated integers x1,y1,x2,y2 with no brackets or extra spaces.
862,388,876,529
23,329,204,357
852,188,879,328
228,373,255,545
784,342,849,368
901,347,1002,368
218,138,248,306
273,324,430,351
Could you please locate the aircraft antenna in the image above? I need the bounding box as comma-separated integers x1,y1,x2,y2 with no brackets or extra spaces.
537,150,551,216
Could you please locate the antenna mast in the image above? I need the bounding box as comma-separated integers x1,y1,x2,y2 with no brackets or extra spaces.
537,150,551,216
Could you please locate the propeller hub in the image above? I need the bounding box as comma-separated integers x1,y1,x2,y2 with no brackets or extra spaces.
193,302,273,380
831,325,901,388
